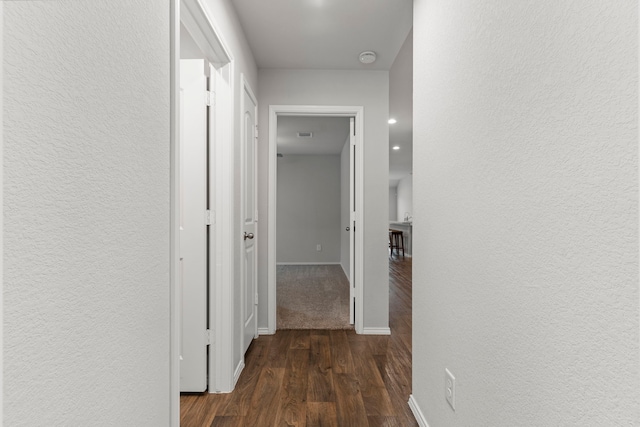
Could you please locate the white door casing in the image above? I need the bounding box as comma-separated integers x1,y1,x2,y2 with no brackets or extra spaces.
349,117,356,324
209,60,235,393
267,105,365,335
179,59,208,392
176,0,236,397
241,75,259,354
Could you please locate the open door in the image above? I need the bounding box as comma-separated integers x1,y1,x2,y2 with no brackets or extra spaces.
349,117,356,324
241,76,258,354
179,59,209,392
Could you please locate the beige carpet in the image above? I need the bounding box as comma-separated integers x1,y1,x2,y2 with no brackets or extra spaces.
277,264,353,330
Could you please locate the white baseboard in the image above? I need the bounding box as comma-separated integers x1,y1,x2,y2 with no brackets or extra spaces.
276,262,341,266
340,263,349,279
408,395,429,427
361,327,391,335
257,327,273,335
232,359,245,389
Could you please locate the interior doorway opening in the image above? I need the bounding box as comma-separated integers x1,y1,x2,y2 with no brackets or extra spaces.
275,116,351,330
268,106,365,334
172,1,236,417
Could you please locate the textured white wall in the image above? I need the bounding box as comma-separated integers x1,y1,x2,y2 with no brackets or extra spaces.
340,139,351,276
201,0,258,375
412,1,638,426
277,155,341,263
258,69,389,330
389,187,398,221
396,174,413,222
4,2,171,425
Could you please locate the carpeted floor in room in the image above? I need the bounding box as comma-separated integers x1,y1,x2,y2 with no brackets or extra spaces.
277,264,352,330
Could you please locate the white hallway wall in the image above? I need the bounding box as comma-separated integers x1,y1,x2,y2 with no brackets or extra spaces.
389,28,413,188
4,2,171,424
201,0,258,375
412,1,638,426
258,69,390,331
396,174,413,221
277,155,341,264
389,187,398,221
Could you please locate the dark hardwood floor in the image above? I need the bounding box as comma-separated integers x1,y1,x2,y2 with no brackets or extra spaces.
180,256,415,427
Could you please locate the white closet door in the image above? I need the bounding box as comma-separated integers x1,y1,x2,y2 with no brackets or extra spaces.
179,59,208,392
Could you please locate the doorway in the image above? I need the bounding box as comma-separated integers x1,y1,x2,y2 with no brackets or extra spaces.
173,0,236,404
267,106,364,334
275,116,350,329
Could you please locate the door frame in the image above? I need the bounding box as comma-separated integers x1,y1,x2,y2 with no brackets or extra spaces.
267,105,365,334
171,0,236,418
170,2,179,424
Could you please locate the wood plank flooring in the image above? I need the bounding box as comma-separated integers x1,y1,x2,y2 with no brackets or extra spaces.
180,256,415,427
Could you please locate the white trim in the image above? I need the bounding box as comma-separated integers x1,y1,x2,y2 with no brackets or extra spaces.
0,3,3,421
352,113,364,334
0,3,3,418
276,262,341,266
210,59,235,393
178,0,236,394
181,0,231,65
232,359,245,388
268,105,365,335
361,327,391,335
408,395,430,427
340,263,349,280
257,327,273,336
169,1,180,424
268,109,277,335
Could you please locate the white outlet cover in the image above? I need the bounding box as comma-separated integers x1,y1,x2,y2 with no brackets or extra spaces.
445,368,456,410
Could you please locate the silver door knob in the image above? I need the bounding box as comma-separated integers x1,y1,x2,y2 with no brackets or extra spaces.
244,232,254,240
345,227,350,231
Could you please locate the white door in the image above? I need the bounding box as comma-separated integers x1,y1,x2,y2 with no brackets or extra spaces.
179,59,208,392
241,77,258,354
349,117,356,324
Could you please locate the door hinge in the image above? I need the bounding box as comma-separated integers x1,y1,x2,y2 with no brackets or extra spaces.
206,210,214,226
205,90,213,107
206,329,214,346
255,125,259,139
255,293,259,305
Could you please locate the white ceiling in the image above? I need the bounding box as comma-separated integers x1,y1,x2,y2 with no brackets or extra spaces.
231,0,413,70
231,0,413,183
277,116,350,155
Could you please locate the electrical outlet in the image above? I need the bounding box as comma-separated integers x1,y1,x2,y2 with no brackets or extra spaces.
316,244,322,251
445,368,455,410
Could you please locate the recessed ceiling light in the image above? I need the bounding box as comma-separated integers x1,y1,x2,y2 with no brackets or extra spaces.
388,118,397,124
359,51,377,64
392,146,400,150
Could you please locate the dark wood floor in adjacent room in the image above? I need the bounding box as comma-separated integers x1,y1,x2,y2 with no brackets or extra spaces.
180,256,415,427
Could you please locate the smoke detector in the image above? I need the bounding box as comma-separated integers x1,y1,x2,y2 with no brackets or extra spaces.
358,51,377,64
